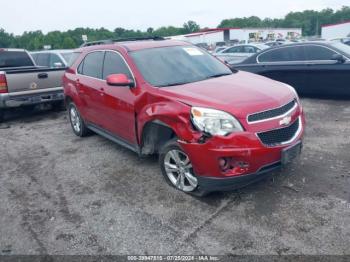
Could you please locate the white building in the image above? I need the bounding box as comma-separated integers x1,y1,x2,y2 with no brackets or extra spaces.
170,28,302,45
322,21,350,40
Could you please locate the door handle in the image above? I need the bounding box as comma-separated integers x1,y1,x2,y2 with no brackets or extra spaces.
38,73,48,79
100,87,105,96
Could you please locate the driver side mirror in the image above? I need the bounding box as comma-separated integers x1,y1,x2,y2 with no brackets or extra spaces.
331,54,346,63
106,74,135,87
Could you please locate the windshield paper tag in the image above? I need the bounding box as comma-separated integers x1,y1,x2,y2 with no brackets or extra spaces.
183,47,204,56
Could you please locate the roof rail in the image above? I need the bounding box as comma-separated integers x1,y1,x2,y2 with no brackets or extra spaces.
80,36,165,48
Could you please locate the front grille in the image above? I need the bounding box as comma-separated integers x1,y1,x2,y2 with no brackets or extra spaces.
248,100,296,123
257,118,300,147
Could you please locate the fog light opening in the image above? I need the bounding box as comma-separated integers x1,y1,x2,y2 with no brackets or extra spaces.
219,157,231,172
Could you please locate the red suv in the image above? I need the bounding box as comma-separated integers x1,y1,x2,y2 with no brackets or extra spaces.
63,38,305,196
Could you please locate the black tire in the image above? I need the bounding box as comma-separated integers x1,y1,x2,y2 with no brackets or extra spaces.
68,102,90,137
0,109,4,123
159,139,207,196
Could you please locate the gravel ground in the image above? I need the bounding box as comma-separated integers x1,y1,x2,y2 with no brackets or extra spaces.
0,98,349,255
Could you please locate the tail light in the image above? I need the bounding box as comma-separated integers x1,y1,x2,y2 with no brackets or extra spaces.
0,73,8,94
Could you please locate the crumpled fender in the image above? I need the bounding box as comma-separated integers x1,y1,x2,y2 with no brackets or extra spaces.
136,97,200,144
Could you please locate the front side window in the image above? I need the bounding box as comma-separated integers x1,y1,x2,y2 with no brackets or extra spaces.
258,46,306,62
102,51,132,80
130,46,232,87
305,46,337,61
79,51,104,79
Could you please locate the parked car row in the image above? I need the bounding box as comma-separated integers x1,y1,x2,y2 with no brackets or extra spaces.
231,41,350,97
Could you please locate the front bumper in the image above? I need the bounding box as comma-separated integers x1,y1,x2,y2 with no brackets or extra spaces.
179,116,305,192
0,87,64,109
197,161,282,192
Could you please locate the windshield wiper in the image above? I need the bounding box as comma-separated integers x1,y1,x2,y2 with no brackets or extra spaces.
206,73,232,79
158,81,191,87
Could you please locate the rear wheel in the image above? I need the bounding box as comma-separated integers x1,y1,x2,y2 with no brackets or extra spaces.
68,102,89,137
159,139,206,196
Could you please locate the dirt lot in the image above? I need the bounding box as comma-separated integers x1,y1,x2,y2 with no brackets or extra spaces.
0,98,349,255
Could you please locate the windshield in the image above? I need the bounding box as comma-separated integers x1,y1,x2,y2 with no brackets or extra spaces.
60,52,73,63
130,46,232,87
331,42,350,57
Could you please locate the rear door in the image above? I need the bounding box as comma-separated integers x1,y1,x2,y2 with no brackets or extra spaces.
98,51,137,145
251,46,309,95
76,51,105,126
303,45,350,97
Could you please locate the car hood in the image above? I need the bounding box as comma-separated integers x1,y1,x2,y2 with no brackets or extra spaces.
158,71,295,119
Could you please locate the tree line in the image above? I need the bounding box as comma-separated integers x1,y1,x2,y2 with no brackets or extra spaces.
0,6,349,50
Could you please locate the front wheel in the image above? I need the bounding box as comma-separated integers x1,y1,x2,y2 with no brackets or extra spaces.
159,139,206,196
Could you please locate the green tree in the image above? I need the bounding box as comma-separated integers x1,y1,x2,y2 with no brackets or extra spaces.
62,37,76,49
183,21,200,33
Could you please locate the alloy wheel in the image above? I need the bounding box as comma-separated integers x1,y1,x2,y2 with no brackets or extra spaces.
163,149,198,192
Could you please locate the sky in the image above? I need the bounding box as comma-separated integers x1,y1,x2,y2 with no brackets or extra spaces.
1,0,347,35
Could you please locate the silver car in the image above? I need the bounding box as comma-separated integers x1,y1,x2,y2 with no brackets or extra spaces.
214,44,269,63
30,50,75,68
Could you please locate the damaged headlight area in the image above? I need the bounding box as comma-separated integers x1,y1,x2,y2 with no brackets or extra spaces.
191,107,243,136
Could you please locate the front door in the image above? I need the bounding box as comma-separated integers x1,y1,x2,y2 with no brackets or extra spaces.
98,51,138,145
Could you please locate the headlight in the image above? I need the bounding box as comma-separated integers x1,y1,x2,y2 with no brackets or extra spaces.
191,107,243,136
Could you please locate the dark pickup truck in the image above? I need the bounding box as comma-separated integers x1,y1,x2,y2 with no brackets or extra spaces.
0,48,67,121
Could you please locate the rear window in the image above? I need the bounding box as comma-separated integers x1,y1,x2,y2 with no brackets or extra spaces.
0,51,34,68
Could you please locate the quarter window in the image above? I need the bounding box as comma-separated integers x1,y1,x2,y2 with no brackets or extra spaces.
102,51,132,80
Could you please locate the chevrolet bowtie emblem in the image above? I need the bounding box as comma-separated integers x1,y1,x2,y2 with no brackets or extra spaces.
279,116,292,126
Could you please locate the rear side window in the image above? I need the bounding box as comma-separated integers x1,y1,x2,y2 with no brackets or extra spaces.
102,51,132,80
304,46,337,60
258,46,306,62
79,51,104,79
0,51,34,68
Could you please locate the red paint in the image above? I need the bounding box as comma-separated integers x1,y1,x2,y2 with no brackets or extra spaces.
63,40,305,180
322,20,350,28
106,74,132,86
